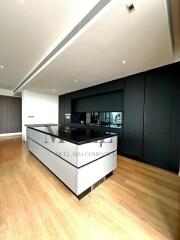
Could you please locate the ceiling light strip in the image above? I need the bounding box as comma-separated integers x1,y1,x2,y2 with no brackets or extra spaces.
13,0,113,94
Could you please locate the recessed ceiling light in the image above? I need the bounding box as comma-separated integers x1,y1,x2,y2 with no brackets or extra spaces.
74,80,78,83
0,65,4,69
52,88,56,92
122,60,126,64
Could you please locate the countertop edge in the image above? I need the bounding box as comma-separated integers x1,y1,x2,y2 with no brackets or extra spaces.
26,126,118,145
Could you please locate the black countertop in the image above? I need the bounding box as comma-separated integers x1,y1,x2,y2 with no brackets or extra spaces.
27,124,117,145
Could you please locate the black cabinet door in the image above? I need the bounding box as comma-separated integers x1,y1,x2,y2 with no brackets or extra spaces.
124,129,144,158
73,91,123,112
123,74,145,159
0,96,8,133
144,70,172,133
59,95,65,125
64,94,71,125
64,94,71,114
143,132,171,170
143,68,172,171
170,65,180,173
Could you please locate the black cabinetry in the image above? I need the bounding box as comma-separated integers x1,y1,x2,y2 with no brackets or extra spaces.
72,91,123,112
123,74,145,159
143,67,172,170
59,95,65,125
64,94,71,125
170,65,180,173
64,94,71,114
58,63,179,173
59,94,72,126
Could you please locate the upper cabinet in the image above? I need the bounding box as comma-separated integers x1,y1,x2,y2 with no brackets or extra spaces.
72,91,123,113
123,74,145,159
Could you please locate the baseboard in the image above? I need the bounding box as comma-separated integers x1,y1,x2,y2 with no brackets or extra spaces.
0,132,22,138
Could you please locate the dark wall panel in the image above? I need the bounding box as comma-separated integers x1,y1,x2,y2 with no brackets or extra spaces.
7,97,22,133
0,96,8,133
0,96,22,134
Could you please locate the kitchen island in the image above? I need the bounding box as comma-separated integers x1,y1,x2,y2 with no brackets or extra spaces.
26,125,118,199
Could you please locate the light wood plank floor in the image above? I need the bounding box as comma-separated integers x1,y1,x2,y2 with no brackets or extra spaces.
0,137,179,240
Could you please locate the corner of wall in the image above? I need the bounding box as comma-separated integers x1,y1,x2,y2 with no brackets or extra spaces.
0,88,14,97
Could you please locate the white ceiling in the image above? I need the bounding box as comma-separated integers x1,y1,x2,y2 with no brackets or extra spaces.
0,0,99,89
0,0,179,94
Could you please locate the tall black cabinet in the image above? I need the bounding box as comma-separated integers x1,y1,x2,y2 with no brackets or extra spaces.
123,74,144,160
169,65,180,173
143,66,175,171
59,94,72,126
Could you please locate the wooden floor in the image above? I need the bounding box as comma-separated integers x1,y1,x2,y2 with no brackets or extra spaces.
0,137,179,240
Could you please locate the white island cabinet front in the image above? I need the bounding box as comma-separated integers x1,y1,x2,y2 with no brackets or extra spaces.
26,125,117,199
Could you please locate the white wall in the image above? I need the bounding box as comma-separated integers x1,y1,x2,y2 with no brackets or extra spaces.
22,90,59,140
